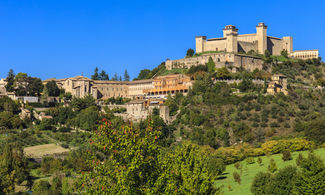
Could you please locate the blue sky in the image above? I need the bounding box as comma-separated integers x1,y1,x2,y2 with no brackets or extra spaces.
1,0,324,80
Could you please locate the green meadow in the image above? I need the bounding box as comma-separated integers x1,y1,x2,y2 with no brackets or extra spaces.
217,148,325,195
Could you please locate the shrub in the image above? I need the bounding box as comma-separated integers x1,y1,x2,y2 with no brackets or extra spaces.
265,128,276,137
252,122,259,128
269,166,298,195
257,157,263,165
251,172,272,195
32,180,51,194
296,153,303,166
228,184,232,191
246,157,255,164
268,158,277,173
261,122,267,127
270,122,280,128
60,143,69,149
284,123,291,128
234,162,241,170
282,150,292,161
233,171,241,184
261,138,314,155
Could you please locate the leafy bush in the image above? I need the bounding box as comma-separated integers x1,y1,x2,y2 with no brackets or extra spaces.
233,171,241,184
282,149,292,161
257,157,262,166
268,158,277,173
246,157,255,164
261,138,314,155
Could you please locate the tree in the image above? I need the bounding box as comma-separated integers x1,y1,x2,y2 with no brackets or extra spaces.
206,57,216,73
13,73,28,96
71,106,99,130
91,67,99,80
282,149,292,161
136,69,151,80
233,171,241,184
27,77,43,96
0,96,19,113
32,180,51,194
252,166,298,195
304,117,325,144
99,70,109,80
268,158,278,173
264,49,271,58
45,80,60,96
0,143,30,194
264,50,272,64
281,49,288,58
71,95,96,112
293,153,325,194
5,69,15,92
186,48,195,57
78,119,161,194
112,73,118,81
154,142,222,194
13,73,43,96
238,77,253,92
251,172,272,195
215,67,231,79
124,69,130,81
270,166,297,195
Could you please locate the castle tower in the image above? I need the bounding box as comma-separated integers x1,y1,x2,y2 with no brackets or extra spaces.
195,36,206,53
223,25,238,38
282,36,293,54
256,22,267,54
223,25,238,53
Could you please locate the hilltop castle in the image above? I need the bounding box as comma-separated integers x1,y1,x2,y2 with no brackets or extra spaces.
166,23,319,71
196,22,292,55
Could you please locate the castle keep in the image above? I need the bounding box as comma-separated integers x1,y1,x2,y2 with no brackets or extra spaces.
195,23,292,55
166,23,319,71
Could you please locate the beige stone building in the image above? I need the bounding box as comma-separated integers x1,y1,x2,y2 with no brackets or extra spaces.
290,50,319,60
128,79,154,98
44,74,190,100
267,74,288,95
166,22,319,71
44,76,153,99
0,79,7,95
144,74,192,98
110,99,170,122
20,108,31,120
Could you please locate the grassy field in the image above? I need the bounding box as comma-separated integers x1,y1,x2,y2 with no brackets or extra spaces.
24,144,69,158
217,148,325,195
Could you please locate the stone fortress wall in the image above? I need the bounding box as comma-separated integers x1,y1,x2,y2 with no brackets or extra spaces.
166,53,263,72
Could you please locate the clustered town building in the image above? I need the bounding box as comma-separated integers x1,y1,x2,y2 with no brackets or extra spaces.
42,74,192,100
0,23,320,122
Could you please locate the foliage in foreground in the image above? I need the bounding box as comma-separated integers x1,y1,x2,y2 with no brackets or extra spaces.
251,153,325,195
78,119,224,194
